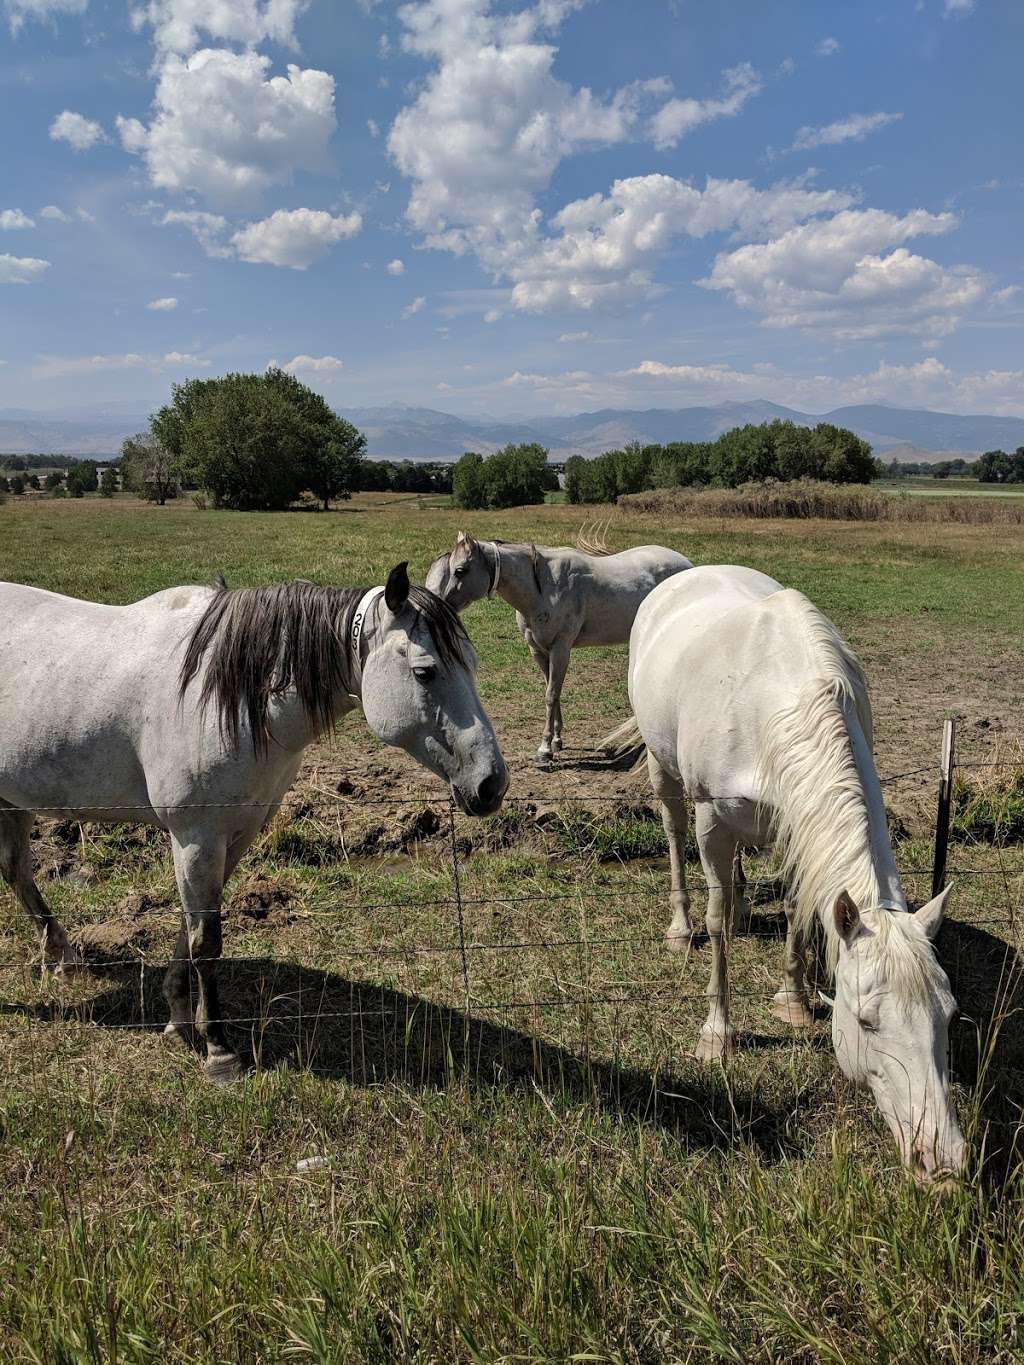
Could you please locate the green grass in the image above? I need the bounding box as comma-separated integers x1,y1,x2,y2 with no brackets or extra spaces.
2,495,1024,1360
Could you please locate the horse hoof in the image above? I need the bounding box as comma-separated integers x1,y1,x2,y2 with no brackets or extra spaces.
551,737,563,752
664,931,693,955
691,1028,736,1062
535,750,554,766
770,998,815,1028
163,1020,195,1048
204,1052,244,1085
49,945,86,975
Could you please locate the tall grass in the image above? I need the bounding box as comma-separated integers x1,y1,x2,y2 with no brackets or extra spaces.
620,479,1024,524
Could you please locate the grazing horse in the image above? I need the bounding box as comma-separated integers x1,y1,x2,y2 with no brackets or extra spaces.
0,563,507,1081
619,563,965,1183
426,531,691,761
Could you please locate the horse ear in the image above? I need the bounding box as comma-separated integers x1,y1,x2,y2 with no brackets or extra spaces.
384,562,410,613
834,890,861,945
914,884,952,941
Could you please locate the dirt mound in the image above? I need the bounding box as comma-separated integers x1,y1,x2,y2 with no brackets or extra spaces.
228,874,296,925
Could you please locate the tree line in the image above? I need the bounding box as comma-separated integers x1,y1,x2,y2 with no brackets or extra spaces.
563,420,877,504
974,448,1024,483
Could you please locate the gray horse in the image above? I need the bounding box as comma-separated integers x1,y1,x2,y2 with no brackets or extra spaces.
426,532,691,760
0,563,507,1080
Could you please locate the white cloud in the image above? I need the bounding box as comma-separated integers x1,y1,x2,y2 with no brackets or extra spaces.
75,207,95,223
32,350,208,379
507,174,855,313
559,330,592,341
230,207,361,268
701,207,987,338
0,253,50,284
40,204,71,221
49,110,105,152
170,270,191,278
118,48,336,207
790,111,902,153
386,257,405,275
389,0,669,272
944,0,975,15
649,63,762,151
162,209,232,257
816,37,840,56
4,0,85,35
147,295,178,310
402,295,426,318
483,308,502,323
0,209,34,230
367,118,380,138
280,354,344,372
130,0,308,54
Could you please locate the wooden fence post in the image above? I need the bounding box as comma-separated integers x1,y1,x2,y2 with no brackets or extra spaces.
931,717,956,899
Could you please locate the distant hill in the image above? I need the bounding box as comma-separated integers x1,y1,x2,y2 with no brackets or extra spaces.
2,400,1022,460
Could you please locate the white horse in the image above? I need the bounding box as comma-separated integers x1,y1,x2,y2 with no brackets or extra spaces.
621,563,965,1183
426,531,691,761
0,563,507,1081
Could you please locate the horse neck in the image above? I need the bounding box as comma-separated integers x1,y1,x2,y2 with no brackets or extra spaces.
489,542,543,617
764,678,905,969
266,680,357,753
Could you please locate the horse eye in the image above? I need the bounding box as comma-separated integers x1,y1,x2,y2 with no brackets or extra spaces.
858,1017,878,1033
453,566,468,578
413,665,437,683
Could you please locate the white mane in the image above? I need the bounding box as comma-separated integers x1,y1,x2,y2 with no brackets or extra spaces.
756,593,939,997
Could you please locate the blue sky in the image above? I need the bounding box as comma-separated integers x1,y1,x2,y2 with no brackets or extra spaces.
1,0,1021,418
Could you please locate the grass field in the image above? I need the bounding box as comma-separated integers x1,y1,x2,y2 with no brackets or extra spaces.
2,495,1024,1361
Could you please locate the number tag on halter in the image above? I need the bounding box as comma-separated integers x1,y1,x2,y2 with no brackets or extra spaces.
351,586,384,643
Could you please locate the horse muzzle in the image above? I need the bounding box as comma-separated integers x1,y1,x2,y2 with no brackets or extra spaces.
453,768,508,818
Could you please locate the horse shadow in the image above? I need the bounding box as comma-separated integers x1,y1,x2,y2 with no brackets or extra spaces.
4,955,830,1164
939,916,1024,1183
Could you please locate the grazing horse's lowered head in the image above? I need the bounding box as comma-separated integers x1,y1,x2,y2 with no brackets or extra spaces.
829,887,965,1185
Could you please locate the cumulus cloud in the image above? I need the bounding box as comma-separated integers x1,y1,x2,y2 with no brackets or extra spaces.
230,207,361,268
161,209,232,256
507,174,855,312
0,253,50,284
790,111,902,152
944,0,975,15
118,48,336,207
402,295,426,318
279,354,344,372
701,207,987,338
40,204,71,221
816,37,840,56
386,257,405,275
147,295,178,309
0,209,33,230
130,0,308,54
50,110,105,151
649,63,762,151
4,0,85,35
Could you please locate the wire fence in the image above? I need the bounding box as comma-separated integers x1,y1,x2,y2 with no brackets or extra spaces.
1,720,1023,1081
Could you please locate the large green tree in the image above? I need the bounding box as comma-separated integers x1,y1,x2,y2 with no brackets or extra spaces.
151,369,367,511
453,443,557,509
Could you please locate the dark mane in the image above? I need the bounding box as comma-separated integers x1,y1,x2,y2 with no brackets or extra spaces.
178,579,470,754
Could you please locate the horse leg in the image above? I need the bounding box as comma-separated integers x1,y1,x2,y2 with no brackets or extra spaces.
0,804,80,969
538,639,570,762
647,753,692,952
164,831,240,1082
771,907,814,1027
731,847,749,934
693,803,737,1060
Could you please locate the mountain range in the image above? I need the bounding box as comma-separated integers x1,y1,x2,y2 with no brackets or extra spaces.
2,400,1023,461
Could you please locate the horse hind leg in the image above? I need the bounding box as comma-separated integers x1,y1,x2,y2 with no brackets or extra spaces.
770,906,814,1028
0,804,81,969
538,639,571,762
692,803,738,1061
647,753,693,952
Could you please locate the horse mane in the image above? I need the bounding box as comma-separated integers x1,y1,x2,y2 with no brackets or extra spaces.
756,593,938,998
179,578,470,754
574,521,614,556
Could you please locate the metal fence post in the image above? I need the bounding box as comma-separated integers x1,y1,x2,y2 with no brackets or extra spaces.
931,717,956,899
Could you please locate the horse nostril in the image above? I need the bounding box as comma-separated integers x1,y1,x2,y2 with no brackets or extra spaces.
476,772,505,811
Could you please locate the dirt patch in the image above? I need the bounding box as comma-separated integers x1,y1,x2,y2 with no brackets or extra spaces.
76,919,150,964
228,874,296,925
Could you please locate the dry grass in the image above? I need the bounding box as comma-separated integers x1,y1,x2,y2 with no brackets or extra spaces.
620,479,1024,523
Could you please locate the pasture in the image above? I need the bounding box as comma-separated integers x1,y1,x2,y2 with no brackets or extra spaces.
2,494,1024,1361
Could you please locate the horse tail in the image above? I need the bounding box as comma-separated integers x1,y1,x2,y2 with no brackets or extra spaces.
575,520,614,556
597,714,648,770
